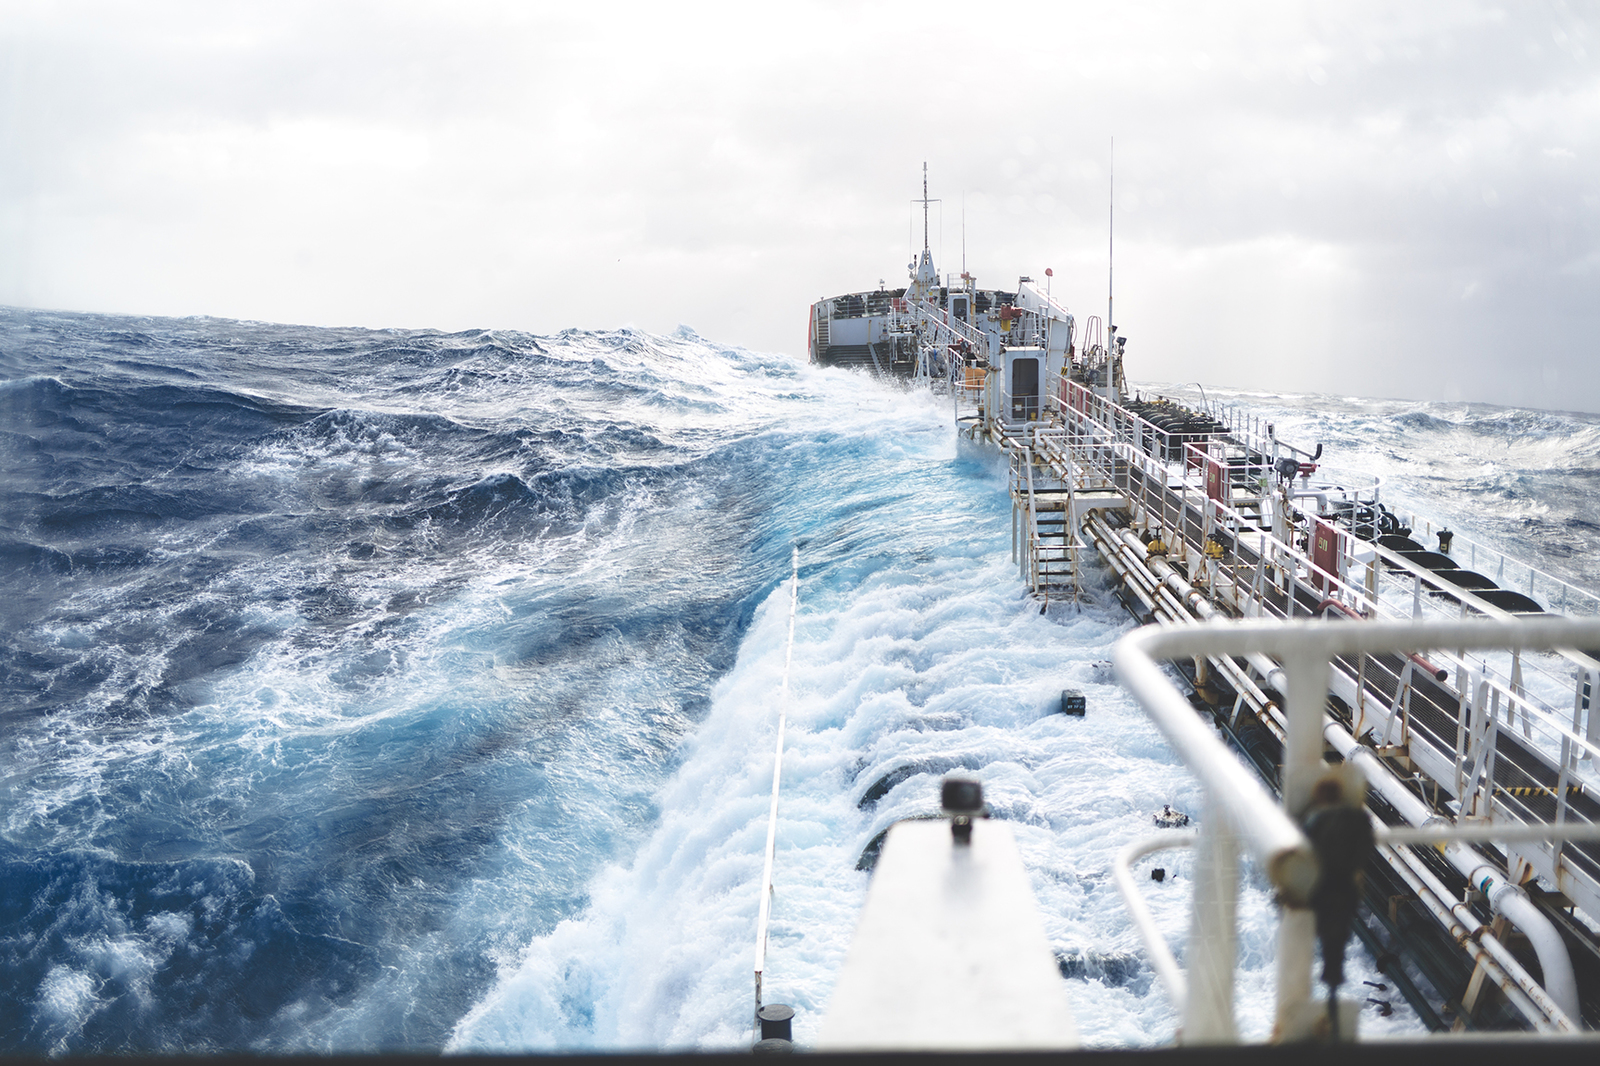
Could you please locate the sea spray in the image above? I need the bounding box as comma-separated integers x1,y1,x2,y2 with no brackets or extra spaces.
448,456,1416,1047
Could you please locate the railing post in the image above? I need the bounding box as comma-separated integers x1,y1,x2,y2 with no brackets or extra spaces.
1483,690,1502,817
1184,800,1240,1044
1274,647,1329,1035
1274,908,1317,1038
1382,660,1414,747
1011,467,1020,566
1119,617,1600,1045
1587,668,1600,751
1281,646,1329,815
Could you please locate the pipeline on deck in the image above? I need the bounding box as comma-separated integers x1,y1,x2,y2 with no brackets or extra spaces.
957,357,1600,1033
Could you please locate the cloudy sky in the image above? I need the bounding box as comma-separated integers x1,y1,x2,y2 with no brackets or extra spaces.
3,1,1597,411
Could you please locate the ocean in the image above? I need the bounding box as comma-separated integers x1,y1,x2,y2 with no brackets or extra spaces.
2,307,1597,1053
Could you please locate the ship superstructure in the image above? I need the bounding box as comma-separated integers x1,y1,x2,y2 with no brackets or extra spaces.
809,165,1078,389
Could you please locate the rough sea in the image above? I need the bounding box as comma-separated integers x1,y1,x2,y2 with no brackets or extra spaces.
2,307,1598,1053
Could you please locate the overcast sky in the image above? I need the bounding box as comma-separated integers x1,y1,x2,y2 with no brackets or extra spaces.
3,1,1597,411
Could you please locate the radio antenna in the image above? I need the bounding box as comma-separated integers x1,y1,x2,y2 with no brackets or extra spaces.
1108,136,1115,350
911,162,941,259
923,162,930,252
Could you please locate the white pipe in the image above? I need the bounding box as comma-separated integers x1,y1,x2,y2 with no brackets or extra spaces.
1324,723,1580,1025
1084,517,1158,616
1105,524,1289,735
1123,617,1600,1026
1480,873,1580,1026
1390,839,1572,1030
1382,822,1600,847
1378,841,1559,1031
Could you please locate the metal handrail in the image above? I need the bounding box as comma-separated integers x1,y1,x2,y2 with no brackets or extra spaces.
1113,632,1318,904
1116,383,1600,617
908,298,989,351
1028,380,1600,1037
1114,616,1600,1043
1389,508,1600,617
1112,832,1194,1014
753,547,801,1017
1041,412,1600,778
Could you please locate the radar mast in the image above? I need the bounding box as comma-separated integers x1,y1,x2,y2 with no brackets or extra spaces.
909,162,940,299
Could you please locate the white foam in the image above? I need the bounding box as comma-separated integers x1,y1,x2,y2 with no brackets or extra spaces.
450,370,1426,1049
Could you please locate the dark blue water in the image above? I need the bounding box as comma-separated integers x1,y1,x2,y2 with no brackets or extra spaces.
0,309,820,1052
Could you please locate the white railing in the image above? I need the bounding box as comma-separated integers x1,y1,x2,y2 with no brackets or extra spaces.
901,300,993,389
973,372,1600,1037
1016,277,1076,323
1065,382,1596,623
1152,384,1600,618
1385,509,1600,619
909,299,989,352
753,547,801,1020
1035,402,1600,921
1113,617,1600,1043
1048,385,1600,747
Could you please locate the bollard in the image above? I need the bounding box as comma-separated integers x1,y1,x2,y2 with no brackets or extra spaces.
757,1003,794,1043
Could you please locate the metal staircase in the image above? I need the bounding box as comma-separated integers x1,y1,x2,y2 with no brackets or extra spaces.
1010,445,1080,604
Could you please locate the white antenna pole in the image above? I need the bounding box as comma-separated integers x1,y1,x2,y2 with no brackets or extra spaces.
923,161,930,252
1108,136,1115,351
909,164,941,287
962,192,967,277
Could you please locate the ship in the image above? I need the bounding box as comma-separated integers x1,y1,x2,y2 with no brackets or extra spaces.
784,168,1600,1049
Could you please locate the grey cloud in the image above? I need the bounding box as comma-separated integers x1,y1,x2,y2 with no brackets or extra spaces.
1,0,1597,410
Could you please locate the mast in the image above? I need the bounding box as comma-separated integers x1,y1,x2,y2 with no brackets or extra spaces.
1108,137,1114,355
909,163,941,297
912,162,940,261
1107,136,1118,402
922,162,930,254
